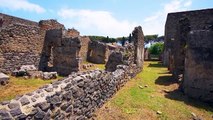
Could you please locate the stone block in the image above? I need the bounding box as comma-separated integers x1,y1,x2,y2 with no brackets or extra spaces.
0,73,9,85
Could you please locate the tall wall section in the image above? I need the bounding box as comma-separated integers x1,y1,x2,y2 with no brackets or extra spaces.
163,8,213,79
184,30,213,102
164,8,213,102
0,13,65,73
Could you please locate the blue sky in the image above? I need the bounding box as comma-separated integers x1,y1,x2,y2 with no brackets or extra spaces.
0,0,212,37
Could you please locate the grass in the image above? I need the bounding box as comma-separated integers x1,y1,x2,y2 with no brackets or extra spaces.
0,60,104,102
0,76,60,102
95,61,213,120
82,61,105,70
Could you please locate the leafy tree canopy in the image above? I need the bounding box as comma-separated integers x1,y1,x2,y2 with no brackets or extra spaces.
148,42,164,55
88,36,116,43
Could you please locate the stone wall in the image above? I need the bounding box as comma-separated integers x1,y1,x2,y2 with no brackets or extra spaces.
66,28,80,38
183,30,213,102
0,13,38,28
87,41,110,64
0,25,145,119
0,13,66,73
163,8,213,80
0,67,131,120
144,48,150,61
79,36,90,61
132,26,144,71
163,8,213,102
0,23,43,73
0,38,144,119
40,29,81,76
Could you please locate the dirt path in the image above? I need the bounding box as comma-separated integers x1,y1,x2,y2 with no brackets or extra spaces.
93,61,213,120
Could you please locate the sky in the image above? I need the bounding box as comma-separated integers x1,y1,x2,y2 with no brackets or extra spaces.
0,0,212,37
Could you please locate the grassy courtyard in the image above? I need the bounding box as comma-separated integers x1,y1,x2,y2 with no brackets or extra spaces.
0,77,53,102
0,62,104,102
94,61,213,120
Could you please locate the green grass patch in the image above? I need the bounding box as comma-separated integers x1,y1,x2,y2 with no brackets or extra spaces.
0,76,60,102
102,61,213,120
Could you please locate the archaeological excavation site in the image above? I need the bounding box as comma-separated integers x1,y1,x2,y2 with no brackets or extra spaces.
0,7,213,120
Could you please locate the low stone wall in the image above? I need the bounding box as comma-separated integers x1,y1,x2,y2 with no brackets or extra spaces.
0,65,132,119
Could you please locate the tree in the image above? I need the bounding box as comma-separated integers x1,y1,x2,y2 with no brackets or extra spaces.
148,42,164,55
144,34,158,44
121,36,126,46
128,34,132,43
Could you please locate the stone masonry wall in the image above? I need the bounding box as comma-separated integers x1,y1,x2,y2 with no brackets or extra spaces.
132,26,144,71
79,36,90,61
0,13,65,73
163,8,213,80
0,13,38,28
163,8,213,68
87,41,109,64
0,65,133,120
164,8,213,102
183,30,213,102
40,29,81,76
0,23,43,73
0,25,145,119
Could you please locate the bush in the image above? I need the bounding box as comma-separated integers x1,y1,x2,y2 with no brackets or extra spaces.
148,42,164,55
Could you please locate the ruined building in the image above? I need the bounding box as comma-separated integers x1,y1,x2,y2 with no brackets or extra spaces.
163,8,213,102
0,13,90,75
106,26,144,75
0,22,145,119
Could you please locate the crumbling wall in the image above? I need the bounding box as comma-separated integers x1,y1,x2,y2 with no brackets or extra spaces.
66,28,80,38
173,18,190,80
79,36,90,61
0,67,131,120
183,30,213,102
0,25,145,119
40,29,81,76
0,13,38,27
132,26,144,71
0,13,65,73
164,8,213,102
0,23,42,73
144,48,150,61
106,26,144,75
164,8,213,80
87,41,109,64
53,37,81,76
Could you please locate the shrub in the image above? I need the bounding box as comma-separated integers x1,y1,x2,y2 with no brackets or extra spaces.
148,42,164,55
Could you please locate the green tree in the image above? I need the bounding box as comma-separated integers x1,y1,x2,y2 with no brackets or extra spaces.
148,42,164,55
128,34,132,43
121,36,126,46
144,35,158,44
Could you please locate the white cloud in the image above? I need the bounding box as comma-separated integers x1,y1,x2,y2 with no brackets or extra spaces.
0,0,45,13
142,0,192,35
57,8,137,37
184,1,192,7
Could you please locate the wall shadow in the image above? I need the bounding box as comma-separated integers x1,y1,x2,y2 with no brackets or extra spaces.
148,62,166,68
155,75,176,86
165,89,213,112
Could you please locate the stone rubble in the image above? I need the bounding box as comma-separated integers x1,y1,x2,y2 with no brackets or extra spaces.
0,72,9,85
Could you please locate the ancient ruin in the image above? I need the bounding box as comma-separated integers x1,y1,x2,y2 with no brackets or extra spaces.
163,8,213,102
87,41,110,64
0,12,145,119
0,6,213,119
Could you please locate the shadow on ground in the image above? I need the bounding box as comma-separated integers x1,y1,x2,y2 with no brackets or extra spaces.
148,62,165,68
155,75,176,86
150,61,213,112
165,89,213,112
